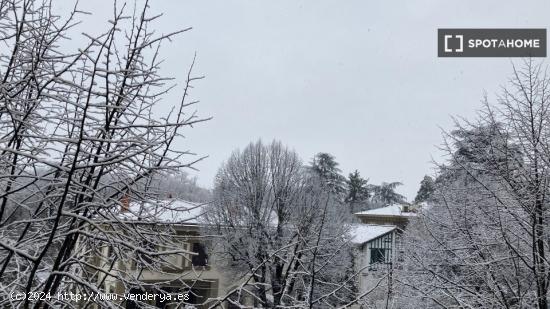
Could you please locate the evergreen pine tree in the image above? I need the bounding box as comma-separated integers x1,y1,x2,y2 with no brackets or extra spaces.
370,182,405,206
414,175,435,204
310,152,346,197
345,170,370,212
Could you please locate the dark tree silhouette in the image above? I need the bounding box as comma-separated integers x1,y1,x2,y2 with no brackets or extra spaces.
414,175,435,204
309,152,346,197
345,170,370,212
370,182,405,206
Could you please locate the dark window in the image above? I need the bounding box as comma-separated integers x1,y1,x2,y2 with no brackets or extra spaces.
192,242,208,266
367,232,393,267
370,248,386,264
134,241,155,269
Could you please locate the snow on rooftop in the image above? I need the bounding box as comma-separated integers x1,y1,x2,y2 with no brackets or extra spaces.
349,224,396,245
120,199,206,224
354,204,417,217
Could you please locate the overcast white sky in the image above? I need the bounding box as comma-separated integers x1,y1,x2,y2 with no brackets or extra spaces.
65,0,550,200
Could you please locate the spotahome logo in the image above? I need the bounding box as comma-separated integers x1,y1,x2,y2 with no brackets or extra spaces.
438,29,546,57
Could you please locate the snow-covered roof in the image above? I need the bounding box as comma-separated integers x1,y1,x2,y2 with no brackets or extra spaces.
120,199,206,224
354,204,417,217
349,224,396,245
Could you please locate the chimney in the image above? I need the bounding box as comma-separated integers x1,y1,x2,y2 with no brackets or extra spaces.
121,194,130,212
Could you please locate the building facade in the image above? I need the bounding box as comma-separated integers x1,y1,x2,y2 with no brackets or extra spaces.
89,201,417,308
351,204,417,307
89,200,244,309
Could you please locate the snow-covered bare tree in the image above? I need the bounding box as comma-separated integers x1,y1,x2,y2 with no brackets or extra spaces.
0,0,208,307
146,171,211,203
204,140,358,308
397,60,550,309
